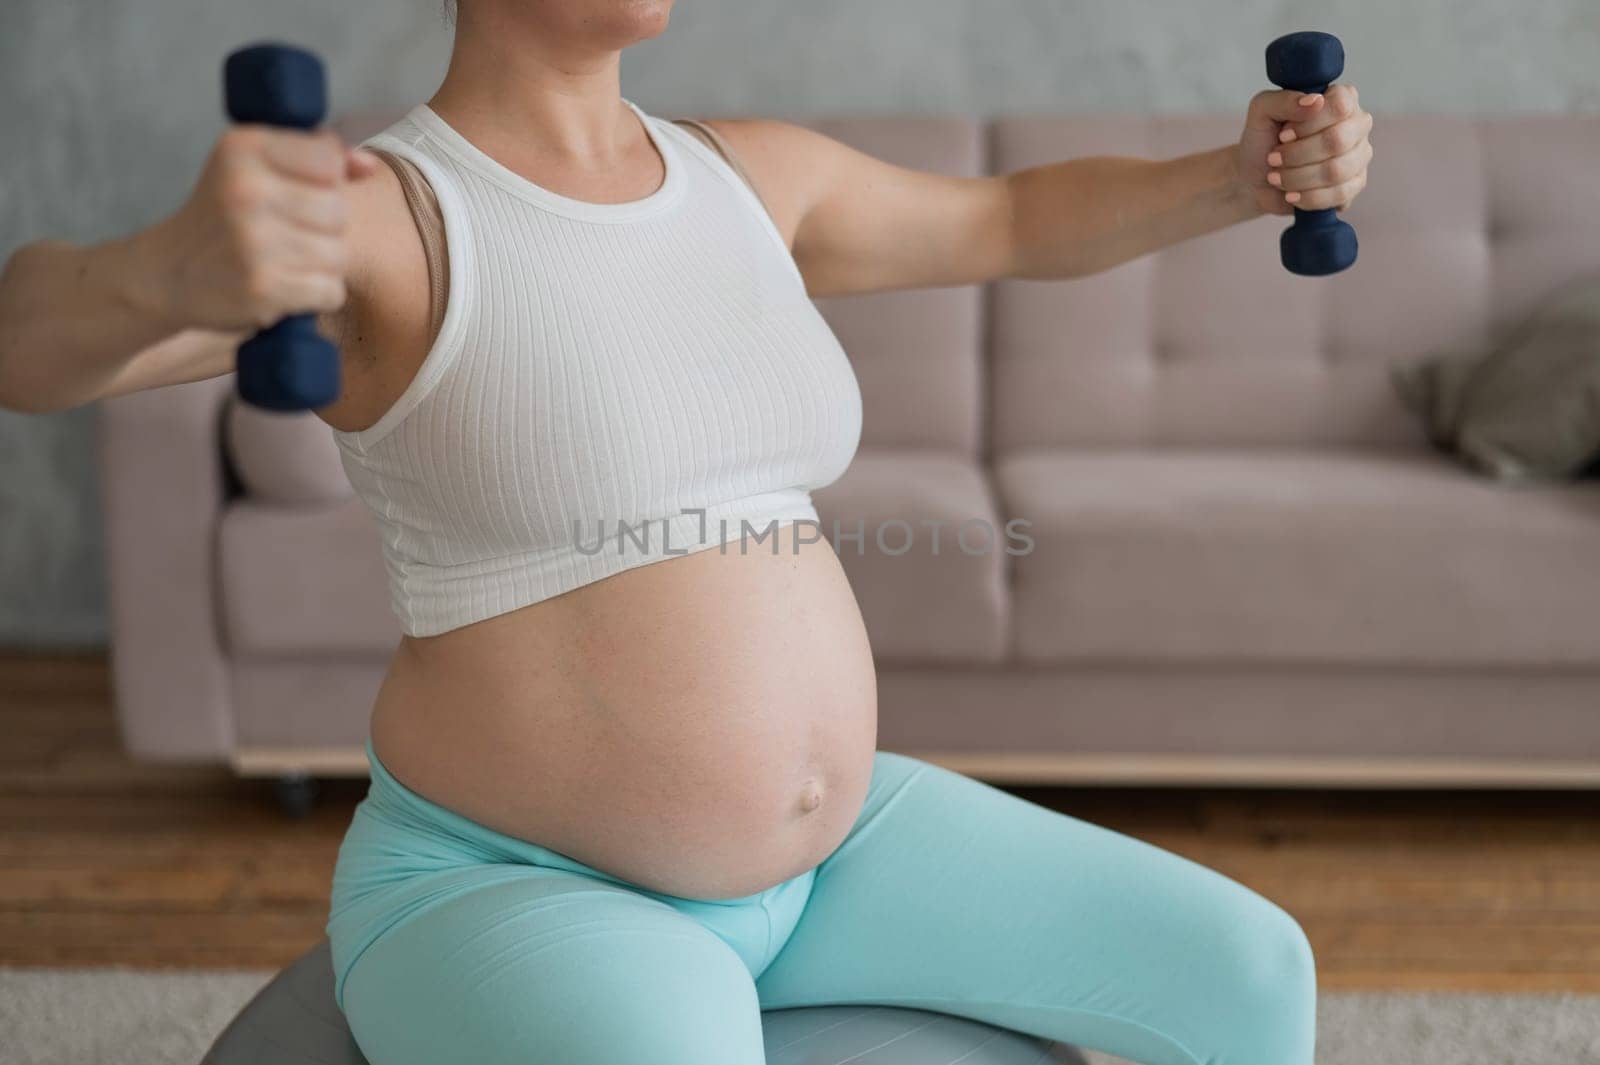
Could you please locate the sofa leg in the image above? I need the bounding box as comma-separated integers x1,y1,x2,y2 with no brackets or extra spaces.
274,772,319,819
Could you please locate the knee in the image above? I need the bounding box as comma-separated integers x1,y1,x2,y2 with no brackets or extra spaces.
1250,902,1317,1007
1203,893,1318,1065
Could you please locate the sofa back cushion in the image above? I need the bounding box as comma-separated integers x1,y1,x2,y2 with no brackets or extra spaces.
988,115,1600,453
802,118,987,455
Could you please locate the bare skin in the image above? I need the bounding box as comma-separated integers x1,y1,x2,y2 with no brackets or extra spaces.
0,2,1373,898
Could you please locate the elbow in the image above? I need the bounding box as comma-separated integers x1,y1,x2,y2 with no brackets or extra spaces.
0,385,69,416
1002,170,1133,282
0,356,64,414
0,333,86,413
0,245,72,415
0,335,53,415
998,172,1027,281
0,256,31,412
998,173,1092,283
0,347,36,415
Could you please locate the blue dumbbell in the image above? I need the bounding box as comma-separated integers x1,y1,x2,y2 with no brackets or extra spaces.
1265,31,1358,276
223,44,341,410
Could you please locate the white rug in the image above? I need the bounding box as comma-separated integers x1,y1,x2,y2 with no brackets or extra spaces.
1,967,1597,1065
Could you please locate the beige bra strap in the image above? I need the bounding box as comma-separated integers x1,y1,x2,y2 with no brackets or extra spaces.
371,149,450,345
672,118,778,227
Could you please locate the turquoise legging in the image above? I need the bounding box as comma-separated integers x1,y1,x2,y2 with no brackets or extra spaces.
328,743,1316,1065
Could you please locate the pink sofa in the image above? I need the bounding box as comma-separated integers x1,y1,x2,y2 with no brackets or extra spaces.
98,113,1600,789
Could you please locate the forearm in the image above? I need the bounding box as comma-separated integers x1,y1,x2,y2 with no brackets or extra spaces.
0,229,191,413
1006,145,1260,281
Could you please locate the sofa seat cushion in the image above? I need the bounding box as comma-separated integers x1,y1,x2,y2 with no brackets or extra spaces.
220,499,400,657
998,449,1600,667
221,452,1009,664
814,450,1008,665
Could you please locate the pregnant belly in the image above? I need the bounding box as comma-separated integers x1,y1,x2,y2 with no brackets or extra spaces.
367,524,880,900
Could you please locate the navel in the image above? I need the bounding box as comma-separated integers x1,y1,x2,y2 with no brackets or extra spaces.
796,779,825,814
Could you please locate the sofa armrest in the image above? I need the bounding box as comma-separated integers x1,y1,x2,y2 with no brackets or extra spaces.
95,376,235,761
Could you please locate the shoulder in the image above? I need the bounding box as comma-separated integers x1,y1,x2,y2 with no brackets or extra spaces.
692,119,847,245
697,116,830,157
316,157,417,363
346,157,420,286
314,152,435,432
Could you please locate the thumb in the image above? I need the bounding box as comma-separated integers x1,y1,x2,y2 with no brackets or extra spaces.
1247,88,1324,131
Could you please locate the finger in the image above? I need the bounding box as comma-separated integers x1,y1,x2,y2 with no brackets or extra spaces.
1271,139,1373,193
1246,88,1325,133
257,129,347,187
261,272,348,323
273,186,351,236
1271,110,1373,169
279,230,351,278
346,147,384,182
1282,84,1360,144
1284,171,1367,211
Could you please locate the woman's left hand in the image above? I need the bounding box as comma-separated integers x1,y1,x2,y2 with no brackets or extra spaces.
1236,84,1373,216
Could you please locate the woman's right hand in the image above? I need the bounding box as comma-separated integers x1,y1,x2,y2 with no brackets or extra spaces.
145,127,380,333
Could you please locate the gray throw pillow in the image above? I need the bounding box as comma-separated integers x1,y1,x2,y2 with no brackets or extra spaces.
1392,273,1600,483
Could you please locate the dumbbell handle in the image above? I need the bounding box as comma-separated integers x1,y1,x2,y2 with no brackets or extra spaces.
1280,65,1339,247
1266,32,1359,276
223,44,341,411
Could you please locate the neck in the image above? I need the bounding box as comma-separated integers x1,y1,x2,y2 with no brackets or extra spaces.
431,12,632,165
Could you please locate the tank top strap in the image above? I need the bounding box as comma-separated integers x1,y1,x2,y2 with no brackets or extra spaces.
369,148,450,346
672,118,778,229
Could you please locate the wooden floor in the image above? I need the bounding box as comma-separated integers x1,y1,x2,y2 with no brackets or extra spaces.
3,653,1599,992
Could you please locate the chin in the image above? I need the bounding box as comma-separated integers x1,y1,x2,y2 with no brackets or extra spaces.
571,0,674,46
626,0,674,37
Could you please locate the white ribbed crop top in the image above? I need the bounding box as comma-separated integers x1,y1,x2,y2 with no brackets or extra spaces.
332,103,863,637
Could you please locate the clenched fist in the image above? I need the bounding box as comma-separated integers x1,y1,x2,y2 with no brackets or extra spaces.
1236,84,1373,217
147,127,380,333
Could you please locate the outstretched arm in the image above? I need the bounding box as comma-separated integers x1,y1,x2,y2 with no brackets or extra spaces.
0,237,244,413
0,129,376,414
711,85,1372,299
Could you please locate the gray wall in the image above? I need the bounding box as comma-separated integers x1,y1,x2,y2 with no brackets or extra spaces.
3,0,1599,648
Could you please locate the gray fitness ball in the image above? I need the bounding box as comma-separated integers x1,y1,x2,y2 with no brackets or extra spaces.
202,941,1090,1065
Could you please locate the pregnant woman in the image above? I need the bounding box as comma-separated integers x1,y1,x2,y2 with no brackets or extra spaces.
0,3,1373,1063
